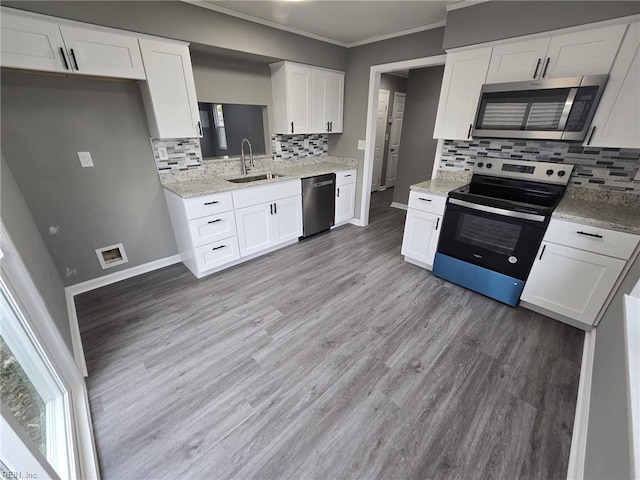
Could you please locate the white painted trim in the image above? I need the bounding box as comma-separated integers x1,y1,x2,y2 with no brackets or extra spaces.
65,254,181,376
347,21,446,48
390,202,408,211
360,54,447,226
182,0,348,47
65,254,181,296
0,222,100,480
567,329,597,480
349,219,365,227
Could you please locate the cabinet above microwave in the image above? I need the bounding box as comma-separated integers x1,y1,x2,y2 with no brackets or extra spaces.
471,75,608,142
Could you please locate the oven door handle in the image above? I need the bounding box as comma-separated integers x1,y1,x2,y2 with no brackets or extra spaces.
448,198,547,222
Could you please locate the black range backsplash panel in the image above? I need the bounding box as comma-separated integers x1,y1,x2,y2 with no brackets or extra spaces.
440,139,640,194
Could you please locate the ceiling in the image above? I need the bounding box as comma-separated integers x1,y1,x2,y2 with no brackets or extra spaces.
188,1,467,47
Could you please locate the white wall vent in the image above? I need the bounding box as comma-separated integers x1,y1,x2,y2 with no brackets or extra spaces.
95,243,128,270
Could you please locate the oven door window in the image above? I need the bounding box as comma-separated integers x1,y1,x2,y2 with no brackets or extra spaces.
457,213,521,256
437,203,547,280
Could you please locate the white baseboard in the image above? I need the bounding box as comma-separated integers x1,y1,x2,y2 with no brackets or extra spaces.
567,328,597,480
349,219,365,227
390,202,408,211
65,254,182,376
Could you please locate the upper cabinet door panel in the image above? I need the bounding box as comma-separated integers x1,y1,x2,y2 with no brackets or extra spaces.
312,68,344,133
0,9,67,73
286,63,313,134
545,24,627,78
433,47,492,140
58,24,145,80
588,22,640,148
139,39,200,139
486,37,551,83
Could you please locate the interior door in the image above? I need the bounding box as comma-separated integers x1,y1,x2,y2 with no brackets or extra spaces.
372,89,389,192
385,92,406,188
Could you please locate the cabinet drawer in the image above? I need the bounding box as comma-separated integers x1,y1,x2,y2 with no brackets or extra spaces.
188,211,237,248
408,191,447,215
336,169,356,186
194,236,240,273
544,219,639,260
184,192,233,220
232,180,301,209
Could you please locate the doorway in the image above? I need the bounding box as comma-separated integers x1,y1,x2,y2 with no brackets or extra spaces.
359,54,447,226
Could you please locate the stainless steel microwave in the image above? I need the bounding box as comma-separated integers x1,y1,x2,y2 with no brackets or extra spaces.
471,75,608,142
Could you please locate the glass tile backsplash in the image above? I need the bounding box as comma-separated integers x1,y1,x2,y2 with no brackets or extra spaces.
440,139,640,194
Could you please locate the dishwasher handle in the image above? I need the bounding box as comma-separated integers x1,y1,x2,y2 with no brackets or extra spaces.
311,179,334,188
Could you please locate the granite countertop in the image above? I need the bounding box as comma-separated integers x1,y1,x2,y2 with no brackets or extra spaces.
410,178,468,197
553,195,640,235
163,161,356,199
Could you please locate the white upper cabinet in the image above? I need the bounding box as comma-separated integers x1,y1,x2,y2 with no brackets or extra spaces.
271,61,344,135
487,24,627,83
433,47,492,140
486,38,551,83
57,24,145,80
139,38,201,139
0,7,144,80
587,22,640,148
313,68,344,133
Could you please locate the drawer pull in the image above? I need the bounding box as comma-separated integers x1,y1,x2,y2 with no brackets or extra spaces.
418,197,432,202
344,174,352,177
211,245,226,251
204,201,219,205
208,219,222,224
577,231,603,239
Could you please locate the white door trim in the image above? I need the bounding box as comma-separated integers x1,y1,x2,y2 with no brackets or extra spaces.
360,54,447,226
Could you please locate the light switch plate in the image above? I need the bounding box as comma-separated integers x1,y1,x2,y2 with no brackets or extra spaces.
357,140,366,150
78,151,94,167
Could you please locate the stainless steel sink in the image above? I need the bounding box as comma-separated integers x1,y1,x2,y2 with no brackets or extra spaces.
227,173,285,183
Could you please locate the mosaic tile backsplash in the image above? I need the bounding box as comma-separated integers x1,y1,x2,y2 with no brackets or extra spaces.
272,134,328,160
150,138,203,172
440,139,640,194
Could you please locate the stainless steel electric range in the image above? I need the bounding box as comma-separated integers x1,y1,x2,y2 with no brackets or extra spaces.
432,158,574,307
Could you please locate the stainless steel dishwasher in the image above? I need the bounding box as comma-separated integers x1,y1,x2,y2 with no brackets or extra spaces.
301,173,336,238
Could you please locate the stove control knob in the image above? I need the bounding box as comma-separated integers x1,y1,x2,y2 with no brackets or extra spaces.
546,169,554,176
486,163,493,169
558,170,566,177
477,162,484,168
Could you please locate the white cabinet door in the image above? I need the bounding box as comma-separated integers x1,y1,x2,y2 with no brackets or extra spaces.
139,39,200,139
286,63,313,134
235,202,274,257
0,8,68,73
401,209,441,268
521,242,626,326
335,182,356,225
58,24,145,80
313,68,344,133
588,22,640,148
433,47,492,140
194,237,240,274
486,37,551,83
273,196,303,245
544,24,627,78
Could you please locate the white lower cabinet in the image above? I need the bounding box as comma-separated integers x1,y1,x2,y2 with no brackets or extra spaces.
193,238,240,273
335,169,357,225
233,180,303,258
521,219,640,329
401,191,446,270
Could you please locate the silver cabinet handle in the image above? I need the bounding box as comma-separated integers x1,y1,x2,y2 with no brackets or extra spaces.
449,198,546,222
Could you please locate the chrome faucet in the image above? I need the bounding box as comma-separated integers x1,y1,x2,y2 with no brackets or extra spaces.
241,138,253,175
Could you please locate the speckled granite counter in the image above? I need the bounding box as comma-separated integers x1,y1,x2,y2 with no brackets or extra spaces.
163,160,356,199
553,194,640,235
410,178,468,197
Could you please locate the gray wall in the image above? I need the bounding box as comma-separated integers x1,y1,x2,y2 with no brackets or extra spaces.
1,73,177,286
444,1,640,50
1,154,72,352
331,27,446,221
4,1,348,71
584,254,640,479
392,66,445,207
379,73,407,186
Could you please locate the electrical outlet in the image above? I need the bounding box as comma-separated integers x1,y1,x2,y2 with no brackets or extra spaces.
357,140,366,150
157,146,169,161
78,151,94,167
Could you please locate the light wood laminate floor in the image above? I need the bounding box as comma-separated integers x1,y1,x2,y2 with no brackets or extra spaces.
76,188,584,479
